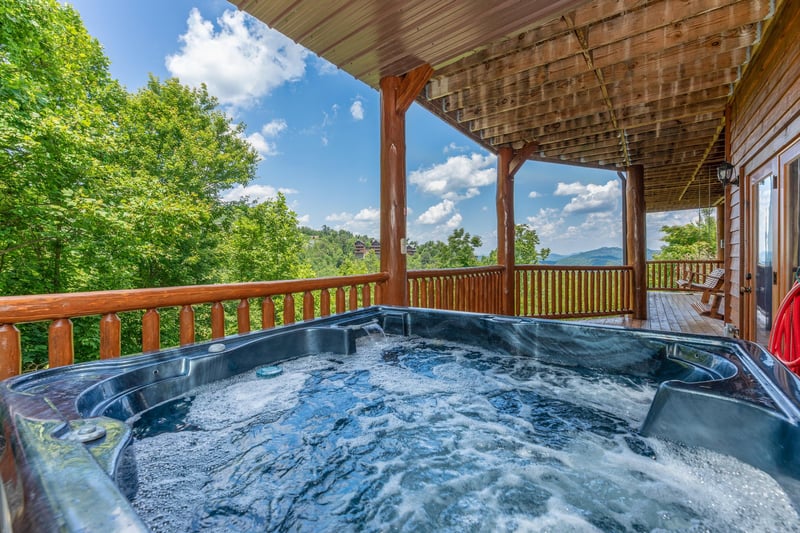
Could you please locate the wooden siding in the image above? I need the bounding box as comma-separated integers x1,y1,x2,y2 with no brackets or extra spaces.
727,0,800,338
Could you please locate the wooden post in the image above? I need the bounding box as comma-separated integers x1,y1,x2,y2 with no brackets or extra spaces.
99,313,121,358
497,147,515,315
0,324,22,379
142,309,160,352
380,65,433,306
496,142,537,316
626,165,647,320
48,318,74,368
716,204,725,261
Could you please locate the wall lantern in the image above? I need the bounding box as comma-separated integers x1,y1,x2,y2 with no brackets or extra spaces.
716,161,738,186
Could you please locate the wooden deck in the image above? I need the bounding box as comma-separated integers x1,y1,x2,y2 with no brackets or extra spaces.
580,291,727,337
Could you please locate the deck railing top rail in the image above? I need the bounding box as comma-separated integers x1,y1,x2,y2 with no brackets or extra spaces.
408,266,504,278
516,265,634,271
0,273,388,324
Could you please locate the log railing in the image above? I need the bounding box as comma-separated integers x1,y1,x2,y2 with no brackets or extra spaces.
408,266,504,314
0,273,387,379
515,265,634,319
646,260,724,291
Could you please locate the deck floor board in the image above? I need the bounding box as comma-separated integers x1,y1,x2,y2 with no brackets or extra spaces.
580,291,725,337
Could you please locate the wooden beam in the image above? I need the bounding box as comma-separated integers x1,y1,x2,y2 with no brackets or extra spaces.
379,66,431,306
428,0,754,100
396,64,434,114
482,97,727,145
496,147,515,316
626,165,647,320
677,119,726,201
509,142,538,178
380,75,407,306
456,60,742,126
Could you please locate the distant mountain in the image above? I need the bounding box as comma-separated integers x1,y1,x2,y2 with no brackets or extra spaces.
541,247,657,266
541,252,566,264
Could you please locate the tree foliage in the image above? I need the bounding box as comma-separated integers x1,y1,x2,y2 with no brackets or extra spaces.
514,224,550,265
653,209,718,260
219,194,312,282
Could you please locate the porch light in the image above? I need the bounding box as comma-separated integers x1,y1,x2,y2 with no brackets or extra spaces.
716,161,738,186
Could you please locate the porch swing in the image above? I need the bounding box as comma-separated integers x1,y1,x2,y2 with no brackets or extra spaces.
769,268,800,375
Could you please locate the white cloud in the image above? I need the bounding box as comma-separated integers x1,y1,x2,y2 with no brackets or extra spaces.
166,8,307,109
556,179,620,215
443,142,469,154
315,56,338,75
417,199,456,224
350,99,365,121
220,184,296,204
445,213,463,228
325,206,380,234
354,207,380,221
647,209,702,248
297,214,310,225
245,132,277,158
554,182,588,196
262,119,288,137
409,153,497,198
528,191,540,199
527,208,564,238
245,119,288,158
325,212,351,222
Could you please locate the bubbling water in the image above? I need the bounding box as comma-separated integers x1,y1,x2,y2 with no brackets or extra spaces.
129,336,800,532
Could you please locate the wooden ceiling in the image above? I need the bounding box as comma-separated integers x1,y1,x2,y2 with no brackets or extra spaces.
234,0,781,212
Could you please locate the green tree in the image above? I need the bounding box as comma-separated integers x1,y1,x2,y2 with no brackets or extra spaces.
654,209,717,260
438,228,482,268
108,77,258,288
515,224,550,264
219,193,313,282
301,226,372,277
0,0,125,295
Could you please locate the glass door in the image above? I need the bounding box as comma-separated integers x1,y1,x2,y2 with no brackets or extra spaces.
753,174,777,345
787,157,800,288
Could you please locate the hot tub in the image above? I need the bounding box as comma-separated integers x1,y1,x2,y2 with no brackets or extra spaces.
1,307,800,531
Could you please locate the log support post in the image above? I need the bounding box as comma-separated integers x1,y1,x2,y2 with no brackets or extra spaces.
380,64,433,306
626,164,647,320
496,142,537,315
716,204,725,260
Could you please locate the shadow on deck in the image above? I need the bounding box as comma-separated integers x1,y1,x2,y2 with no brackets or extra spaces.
580,291,726,337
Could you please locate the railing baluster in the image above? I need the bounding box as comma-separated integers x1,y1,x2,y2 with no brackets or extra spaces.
238,299,251,334
284,294,296,325
100,313,121,358
142,309,160,352
211,302,225,339
49,318,74,368
362,284,371,308
336,287,346,314
320,289,331,317
179,305,195,346
0,324,22,379
349,285,358,311
303,291,315,321
262,297,275,329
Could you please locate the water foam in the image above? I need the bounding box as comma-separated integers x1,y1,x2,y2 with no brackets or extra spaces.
129,335,800,532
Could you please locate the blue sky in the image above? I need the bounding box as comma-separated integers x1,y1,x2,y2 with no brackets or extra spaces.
65,0,699,255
